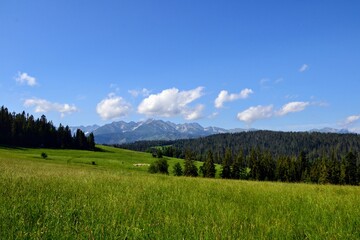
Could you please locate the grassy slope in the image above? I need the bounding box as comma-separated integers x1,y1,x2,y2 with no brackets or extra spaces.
0,146,359,239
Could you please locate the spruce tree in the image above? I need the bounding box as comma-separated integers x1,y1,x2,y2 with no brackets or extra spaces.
345,151,358,185
87,133,96,150
173,162,183,176
183,150,198,177
231,150,243,179
221,148,232,179
318,155,329,184
202,150,216,178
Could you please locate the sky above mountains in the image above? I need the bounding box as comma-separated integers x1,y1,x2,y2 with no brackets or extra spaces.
1,1,360,132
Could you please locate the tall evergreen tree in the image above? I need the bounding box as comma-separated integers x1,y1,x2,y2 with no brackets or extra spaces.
260,150,275,181
248,148,260,180
318,155,329,184
221,148,232,179
183,150,198,177
345,151,358,185
296,151,309,182
339,156,347,185
329,149,340,184
87,133,96,150
231,150,243,179
202,150,216,178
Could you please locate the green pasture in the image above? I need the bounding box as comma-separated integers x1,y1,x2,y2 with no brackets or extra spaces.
0,146,359,239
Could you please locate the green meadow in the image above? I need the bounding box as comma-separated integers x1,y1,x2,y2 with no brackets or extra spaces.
1,145,359,239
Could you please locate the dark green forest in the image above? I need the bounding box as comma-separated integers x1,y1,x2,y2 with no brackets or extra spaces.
0,106,95,150
119,131,360,185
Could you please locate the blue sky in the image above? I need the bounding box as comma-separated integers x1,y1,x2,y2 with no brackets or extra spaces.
1,1,360,132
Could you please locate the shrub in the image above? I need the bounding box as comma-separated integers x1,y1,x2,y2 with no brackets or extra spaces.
148,158,169,174
173,162,183,176
41,152,48,159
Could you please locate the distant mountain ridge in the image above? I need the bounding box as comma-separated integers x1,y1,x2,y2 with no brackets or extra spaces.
69,125,100,136
92,119,251,144
70,120,355,144
309,127,350,134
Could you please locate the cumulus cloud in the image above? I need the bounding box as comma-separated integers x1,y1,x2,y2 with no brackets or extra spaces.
209,112,219,119
96,93,131,120
137,87,204,120
184,104,205,120
237,101,311,124
237,105,274,124
344,115,360,125
214,88,253,108
299,64,309,72
24,98,77,117
277,101,310,116
15,72,37,86
128,88,151,97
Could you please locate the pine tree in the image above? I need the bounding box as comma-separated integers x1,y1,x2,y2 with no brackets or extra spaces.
221,148,232,179
329,149,340,184
318,155,329,184
87,133,96,150
339,156,347,185
345,151,358,185
261,150,275,181
202,150,216,178
173,162,183,176
248,148,259,180
297,151,309,182
231,150,243,179
183,150,198,177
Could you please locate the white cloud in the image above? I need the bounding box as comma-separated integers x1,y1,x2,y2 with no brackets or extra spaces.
137,87,204,120
344,115,360,125
96,93,131,120
15,72,37,86
277,101,310,116
237,105,274,124
299,64,309,72
128,88,151,97
209,112,219,119
184,104,204,120
214,88,253,108
24,98,77,117
260,78,270,86
237,101,311,124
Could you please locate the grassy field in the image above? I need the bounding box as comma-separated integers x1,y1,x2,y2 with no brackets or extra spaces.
1,146,360,239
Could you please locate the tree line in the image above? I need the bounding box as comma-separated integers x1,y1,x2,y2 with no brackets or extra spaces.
0,106,95,150
119,131,360,164
133,131,360,185
149,147,359,185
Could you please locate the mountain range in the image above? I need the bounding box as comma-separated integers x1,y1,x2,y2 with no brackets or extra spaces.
71,119,251,144
70,120,354,144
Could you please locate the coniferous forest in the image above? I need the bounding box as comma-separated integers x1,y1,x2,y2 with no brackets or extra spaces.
0,106,95,150
119,131,360,185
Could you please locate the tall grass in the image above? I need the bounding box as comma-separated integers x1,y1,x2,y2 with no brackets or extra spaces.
1,146,359,239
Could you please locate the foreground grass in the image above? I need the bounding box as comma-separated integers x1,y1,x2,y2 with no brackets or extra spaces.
1,146,360,239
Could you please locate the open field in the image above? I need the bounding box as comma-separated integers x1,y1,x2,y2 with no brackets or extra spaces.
1,146,360,239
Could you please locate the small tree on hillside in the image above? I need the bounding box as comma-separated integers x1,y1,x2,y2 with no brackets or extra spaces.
148,158,169,174
173,162,183,176
41,152,48,159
